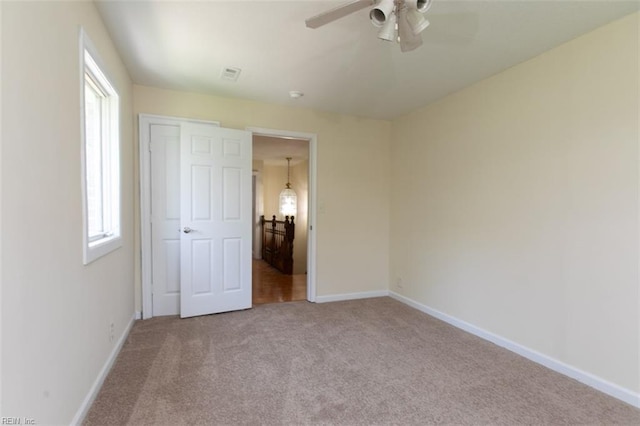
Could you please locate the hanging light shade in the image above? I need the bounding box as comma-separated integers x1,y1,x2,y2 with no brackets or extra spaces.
369,0,395,27
378,11,397,41
406,9,430,35
279,157,297,217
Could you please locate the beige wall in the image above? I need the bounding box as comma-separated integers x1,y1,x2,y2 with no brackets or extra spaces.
1,1,134,423
262,165,288,222
262,161,309,274
133,85,392,303
252,159,264,173
390,13,639,393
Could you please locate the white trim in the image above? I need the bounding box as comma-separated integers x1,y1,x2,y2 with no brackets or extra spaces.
246,127,318,303
637,10,640,413
389,291,640,409
80,27,122,265
71,313,136,425
307,134,318,302
139,114,220,319
138,113,220,127
315,290,389,303
0,1,3,414
252,171,264,260
135,311,142,320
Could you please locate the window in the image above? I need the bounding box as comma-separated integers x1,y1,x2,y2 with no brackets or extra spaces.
81,29,121,264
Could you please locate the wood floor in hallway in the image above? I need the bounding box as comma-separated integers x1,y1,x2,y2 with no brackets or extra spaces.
252,259,307,305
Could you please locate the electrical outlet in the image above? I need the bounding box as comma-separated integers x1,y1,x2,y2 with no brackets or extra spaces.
109,322,115,342
396,277,403,289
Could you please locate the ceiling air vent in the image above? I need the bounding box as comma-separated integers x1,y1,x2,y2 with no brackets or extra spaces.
220,66,241,82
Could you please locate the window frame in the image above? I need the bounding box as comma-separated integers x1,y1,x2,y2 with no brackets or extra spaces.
80,28,122,264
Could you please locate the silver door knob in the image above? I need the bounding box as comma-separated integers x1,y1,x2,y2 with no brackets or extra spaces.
183,227,195,233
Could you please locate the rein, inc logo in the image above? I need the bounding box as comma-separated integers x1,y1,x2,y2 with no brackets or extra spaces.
1,418,36,425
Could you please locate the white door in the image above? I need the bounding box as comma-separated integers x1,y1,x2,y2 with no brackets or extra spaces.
150,124,181,316
180,122,253,318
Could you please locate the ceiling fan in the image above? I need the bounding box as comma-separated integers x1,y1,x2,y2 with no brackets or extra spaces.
306,0,434,52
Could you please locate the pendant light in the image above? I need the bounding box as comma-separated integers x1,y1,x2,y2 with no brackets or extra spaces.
279,157,297,217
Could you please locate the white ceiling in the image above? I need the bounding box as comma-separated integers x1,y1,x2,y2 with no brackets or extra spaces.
96,0,639,120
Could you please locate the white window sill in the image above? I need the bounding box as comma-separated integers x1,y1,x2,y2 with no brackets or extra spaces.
83,235,122,265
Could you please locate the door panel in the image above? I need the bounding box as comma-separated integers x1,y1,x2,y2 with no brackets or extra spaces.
191,165,213,220
150,124,181,316
163,240,180,293
191,240,213,295
223,238,242,290
180,122,252,318
223,167,242,220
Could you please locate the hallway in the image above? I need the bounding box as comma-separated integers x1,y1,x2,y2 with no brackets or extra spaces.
252,259,307,305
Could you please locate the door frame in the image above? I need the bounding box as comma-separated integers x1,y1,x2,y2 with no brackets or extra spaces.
139,114,220,319
252,170,264,260
139,116,318,318
247,126,318,303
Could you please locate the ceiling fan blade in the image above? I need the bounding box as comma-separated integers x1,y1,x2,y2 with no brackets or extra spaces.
398,7,424,52
305,0,377,29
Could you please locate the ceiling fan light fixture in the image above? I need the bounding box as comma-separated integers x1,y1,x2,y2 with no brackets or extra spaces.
369,0,395,27
398,6,424,52
406,9,430,35
377,11,397,41
305,0,436,53
414,0,433,13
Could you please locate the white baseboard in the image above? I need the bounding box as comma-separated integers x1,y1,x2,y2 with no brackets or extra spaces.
71,313,136,425
315,290,389,303
135,311,142,320
389,291,640,409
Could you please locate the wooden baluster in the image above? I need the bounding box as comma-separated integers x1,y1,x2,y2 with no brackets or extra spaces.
270,215,277,266
280,216,292,275
289,216,295,242
289,216,295,275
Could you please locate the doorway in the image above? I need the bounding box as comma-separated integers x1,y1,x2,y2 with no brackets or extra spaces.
252,134,309,304
248,126,317,304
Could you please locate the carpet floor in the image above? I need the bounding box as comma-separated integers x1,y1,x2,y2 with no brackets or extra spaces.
84,297,640,425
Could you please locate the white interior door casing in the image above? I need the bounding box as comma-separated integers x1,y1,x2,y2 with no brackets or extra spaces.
252,171,264,260
180,123,253,318
246,126,318,303
141,116,317,319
